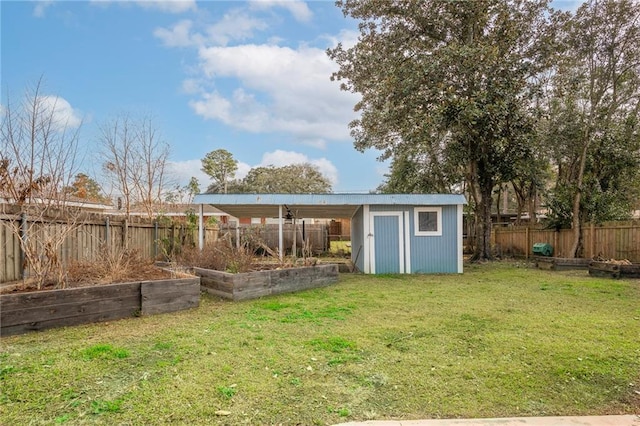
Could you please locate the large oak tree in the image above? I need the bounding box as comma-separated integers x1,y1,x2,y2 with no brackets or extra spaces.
328,0,558,260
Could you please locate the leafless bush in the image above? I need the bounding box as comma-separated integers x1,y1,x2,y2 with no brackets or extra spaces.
1,78,85,289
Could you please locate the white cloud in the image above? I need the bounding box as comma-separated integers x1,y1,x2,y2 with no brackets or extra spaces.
33,0,54,17
154,4,359,154
154,19,201,47
190,43,359,144
236,161,252,179
38,96,83,130
258,150,338,185
181,78,203,94
154,9,267,48
205,9,268,46
91,0,196,14
167,159,209,189
189,91,233,123
322,29,360,50
249,0,312,22
136,0,196,13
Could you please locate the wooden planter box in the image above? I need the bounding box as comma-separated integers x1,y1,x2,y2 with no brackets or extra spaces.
536,257,591,271
589,261,640,279
0,277,200,337
195,264,339,301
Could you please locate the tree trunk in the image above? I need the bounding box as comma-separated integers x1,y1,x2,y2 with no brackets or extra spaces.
569,139,590,258
527,186,537,225
472,182,494,261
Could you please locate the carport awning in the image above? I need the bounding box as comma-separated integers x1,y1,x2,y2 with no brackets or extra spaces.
192,193,467,219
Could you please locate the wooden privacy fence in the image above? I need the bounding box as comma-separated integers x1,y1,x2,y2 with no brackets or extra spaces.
493,221,640,262
0,213,219,284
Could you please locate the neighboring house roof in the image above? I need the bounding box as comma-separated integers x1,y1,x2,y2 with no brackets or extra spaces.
111,204,227,217
0,197,113,211
193,193,467,219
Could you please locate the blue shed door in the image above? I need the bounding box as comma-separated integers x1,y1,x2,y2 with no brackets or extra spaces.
371,213,404,274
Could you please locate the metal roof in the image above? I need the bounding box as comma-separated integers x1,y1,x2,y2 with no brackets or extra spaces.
193,193,467,219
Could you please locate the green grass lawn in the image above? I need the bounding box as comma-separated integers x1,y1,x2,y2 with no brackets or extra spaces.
1,262,639,425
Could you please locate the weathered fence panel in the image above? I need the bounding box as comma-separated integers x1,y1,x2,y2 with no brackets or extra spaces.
493,221,640,262
0,217,21,283
0,213,218,283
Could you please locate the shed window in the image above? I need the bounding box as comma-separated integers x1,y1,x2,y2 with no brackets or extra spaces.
414,207,442,236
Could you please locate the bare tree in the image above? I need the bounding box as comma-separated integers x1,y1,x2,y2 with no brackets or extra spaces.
99,114,171,218
1,78,81,206
100,114,136,215
1,77,85,289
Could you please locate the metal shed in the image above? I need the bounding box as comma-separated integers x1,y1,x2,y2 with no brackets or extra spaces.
193,193,467,274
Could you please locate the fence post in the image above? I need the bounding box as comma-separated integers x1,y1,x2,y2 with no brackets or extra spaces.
525,227,530,259
123,219,129,250
19,213,27,279
171,223,176,255
154,220,158,258
105,217,110,250
589,222,596,258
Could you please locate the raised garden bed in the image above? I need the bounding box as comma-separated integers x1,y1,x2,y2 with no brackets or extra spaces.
588,261,640,279
0,277,200,337
535,257,591,271
195,264,339,301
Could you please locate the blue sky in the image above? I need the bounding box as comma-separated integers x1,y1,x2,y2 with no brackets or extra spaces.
1,0,386,193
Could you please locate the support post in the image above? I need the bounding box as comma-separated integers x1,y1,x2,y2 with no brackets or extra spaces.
278,205,283,261
292,217,297,259
198,203,204,250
